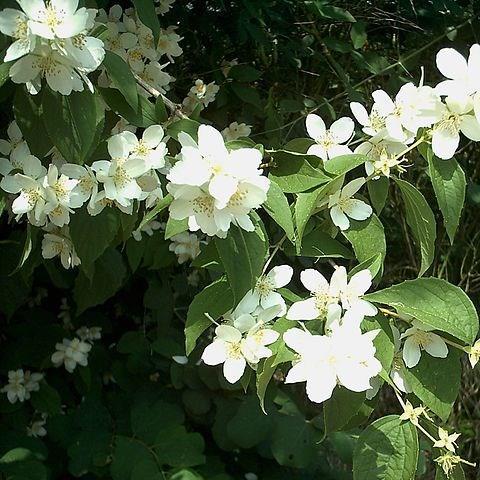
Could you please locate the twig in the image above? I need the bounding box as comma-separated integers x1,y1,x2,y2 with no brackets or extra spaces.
133,73,188,119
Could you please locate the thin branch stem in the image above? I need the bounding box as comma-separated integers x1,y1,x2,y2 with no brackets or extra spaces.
133,73,188,119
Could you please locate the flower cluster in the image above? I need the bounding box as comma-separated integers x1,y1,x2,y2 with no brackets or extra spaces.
0,0,105,95
97,4,178,96
167,125,270,237
202,304,281,383
182,79,220,115
51,337,92,373
1,369,43,404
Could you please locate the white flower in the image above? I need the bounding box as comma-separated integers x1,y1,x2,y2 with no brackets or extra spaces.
111,118,137,136
286,268,342,321
24,371,43,395
433,428,460,453
305,114,354,161
155,0,175,15
167,126,269,237
168,232,201,264
390,325,412,393
0,8,36,62
102,21,137,58
27,415,47,438
1,369,43,404
401,320,448,368
2,155,48,225
283,325,381,403
435,45,480,97
157,26,183,62
355,134,406,178
324,305,364,333
93,137,149,206
123,125,167,170
1,370,26,403
350,102,387,137
0,121,30,160
42,225,81,269
221,122,252,142
132,219,162,241
334,266,378,316
10,44,85,95
202,308,279,384
183,79,219,112
17,0,90,40
431,94,480,160
51,338,92,373
43,164,78,226
399,400,428,426
371,84,444,141
76,326,102,342
86,190,133,216
465,339,480,368
137,61,174,96
238,265,293,317
327,178,372,231
61,163,99,209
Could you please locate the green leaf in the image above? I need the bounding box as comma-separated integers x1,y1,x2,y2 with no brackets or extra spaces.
153,426,205,467
185,277,234,355
231,83,262,106
269,150,331,193
365,278,478,344
343,214,386,277
102,51,139,110
256,356,277,413
262,179,295,242
138,194,172,229
215,221,268,304
368,177,389,215
131,399,184,444
229,65,262,82
99,87,157,127
167,118,200,141
270,414,323,468
42,89,104,165
294,175,344,250
324,154,368,176
74,248,126,314
132,0,160,44
395,179,436,276
351,21,367,49
353,415,418,480
30,383,62,416
13,87,51,157
155,96,168,122
226,395,272,448
111,436,155,480
403,351,461,421
285,226,353,259
315,4,356,22
0,60,12,88
69,208,119,274
363,315,395,373
165,217,189,239
427,152,466,244
324,388,366,434
10,224,36,276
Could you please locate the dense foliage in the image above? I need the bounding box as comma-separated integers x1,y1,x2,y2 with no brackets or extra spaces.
0,1,479,480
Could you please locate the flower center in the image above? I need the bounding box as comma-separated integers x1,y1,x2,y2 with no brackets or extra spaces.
44,3,64,29
369,111,386,131
255,275,275,298
79,175,94,194
113,166,131,188
228,189,247,207
192,195,215,216
227,342,243,359
14,17,28,39
314,291,334,317
134,140,150,156
437,112,461,135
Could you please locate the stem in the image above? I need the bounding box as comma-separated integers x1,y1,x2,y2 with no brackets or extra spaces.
263,234,287,273
133,73,188,119
394,136,425,160
379,307,407,320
